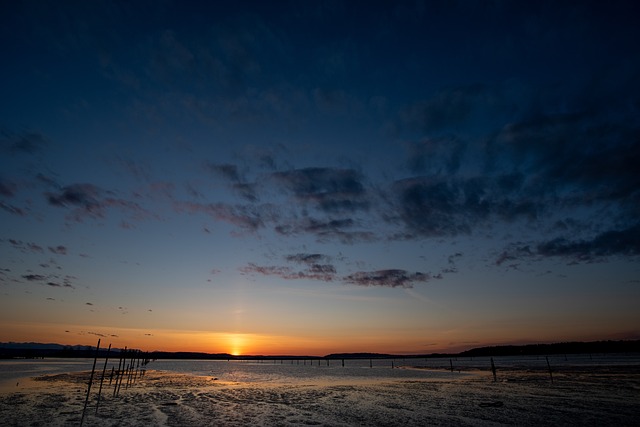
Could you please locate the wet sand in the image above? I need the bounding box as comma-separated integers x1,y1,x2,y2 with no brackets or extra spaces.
1,365,639,426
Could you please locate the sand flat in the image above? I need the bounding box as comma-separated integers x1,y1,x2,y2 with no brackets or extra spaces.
1,366,639,426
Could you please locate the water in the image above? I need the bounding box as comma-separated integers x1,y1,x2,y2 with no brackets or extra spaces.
2,353,638,388
0,358,96,388
149,358,460,385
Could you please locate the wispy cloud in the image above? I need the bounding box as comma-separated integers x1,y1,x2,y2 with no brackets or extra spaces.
176,201,276,232
48,245,67,255
273,167,369,213
205,162,258,202
46,182,153,223
46,183,102,211
343,269,431,289
22,274,46,282
1,129,48,155
500,224,640,265
0,178,17,197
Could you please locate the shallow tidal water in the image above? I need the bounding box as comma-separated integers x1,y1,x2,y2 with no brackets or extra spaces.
1,354,639,426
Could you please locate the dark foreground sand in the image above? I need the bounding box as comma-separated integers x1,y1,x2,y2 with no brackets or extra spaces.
1,365,639,426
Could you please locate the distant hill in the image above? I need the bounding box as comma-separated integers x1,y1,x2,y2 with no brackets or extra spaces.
457,340,640,358
0,342,118,358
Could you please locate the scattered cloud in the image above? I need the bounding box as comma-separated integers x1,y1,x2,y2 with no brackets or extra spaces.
7,240,46,254
0,179,17,197
273,167,369,213
343,269,431,288
46,182,153,223
2,129,48,155
0,201,25,216
22,274,46,281
498,223,640,265
47,183,101,210
205,162,258,202
48,245,67,255
176,201,276,232
240,255,338,282
241,255,434,289
275,217,375,244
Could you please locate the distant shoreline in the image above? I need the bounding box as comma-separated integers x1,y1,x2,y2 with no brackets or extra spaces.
1,339,639,360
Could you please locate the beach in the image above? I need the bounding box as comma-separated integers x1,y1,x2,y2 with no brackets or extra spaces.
1,356,639,426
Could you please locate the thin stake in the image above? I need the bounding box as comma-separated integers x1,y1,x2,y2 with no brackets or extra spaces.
95,343,112,415
490,357,497,382
80,339,100,427
450,358,454,372
114,346,126,397
546,356,554,384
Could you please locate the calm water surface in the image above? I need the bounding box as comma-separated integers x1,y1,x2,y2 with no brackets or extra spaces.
1,353,638,389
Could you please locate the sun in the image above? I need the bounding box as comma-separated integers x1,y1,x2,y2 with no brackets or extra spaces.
228,334,245,356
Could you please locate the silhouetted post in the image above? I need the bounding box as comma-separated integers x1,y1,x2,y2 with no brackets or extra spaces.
370,359,373,368
114,347,126,397
109,366,114,386
95,343,111,415
391,360,394,369
341,359,344,367
80,339,100,426
133,350,140,383
546,356,553,384
116,359,127,397
126,350,135,388
450,359,454,372
490,357,497,382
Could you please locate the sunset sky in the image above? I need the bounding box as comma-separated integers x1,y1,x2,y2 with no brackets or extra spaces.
1,1,639,356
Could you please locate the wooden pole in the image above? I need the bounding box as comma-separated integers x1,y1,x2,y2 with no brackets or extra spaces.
450,359,454,372
114,347,126,397
115,349,127,397
80,339,100,426
546,356,553,384
95,343,111,415
490,357,497,382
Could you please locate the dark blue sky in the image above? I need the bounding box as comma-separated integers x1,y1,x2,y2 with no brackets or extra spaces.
1,0,639,354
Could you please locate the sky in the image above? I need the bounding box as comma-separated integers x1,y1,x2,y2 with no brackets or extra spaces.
1,0,639,356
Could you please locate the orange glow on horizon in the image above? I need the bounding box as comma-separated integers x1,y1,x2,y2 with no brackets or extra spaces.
2,320,634,356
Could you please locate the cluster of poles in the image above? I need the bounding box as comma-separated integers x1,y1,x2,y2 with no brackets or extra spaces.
80,339,150,426
446,356,554,383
